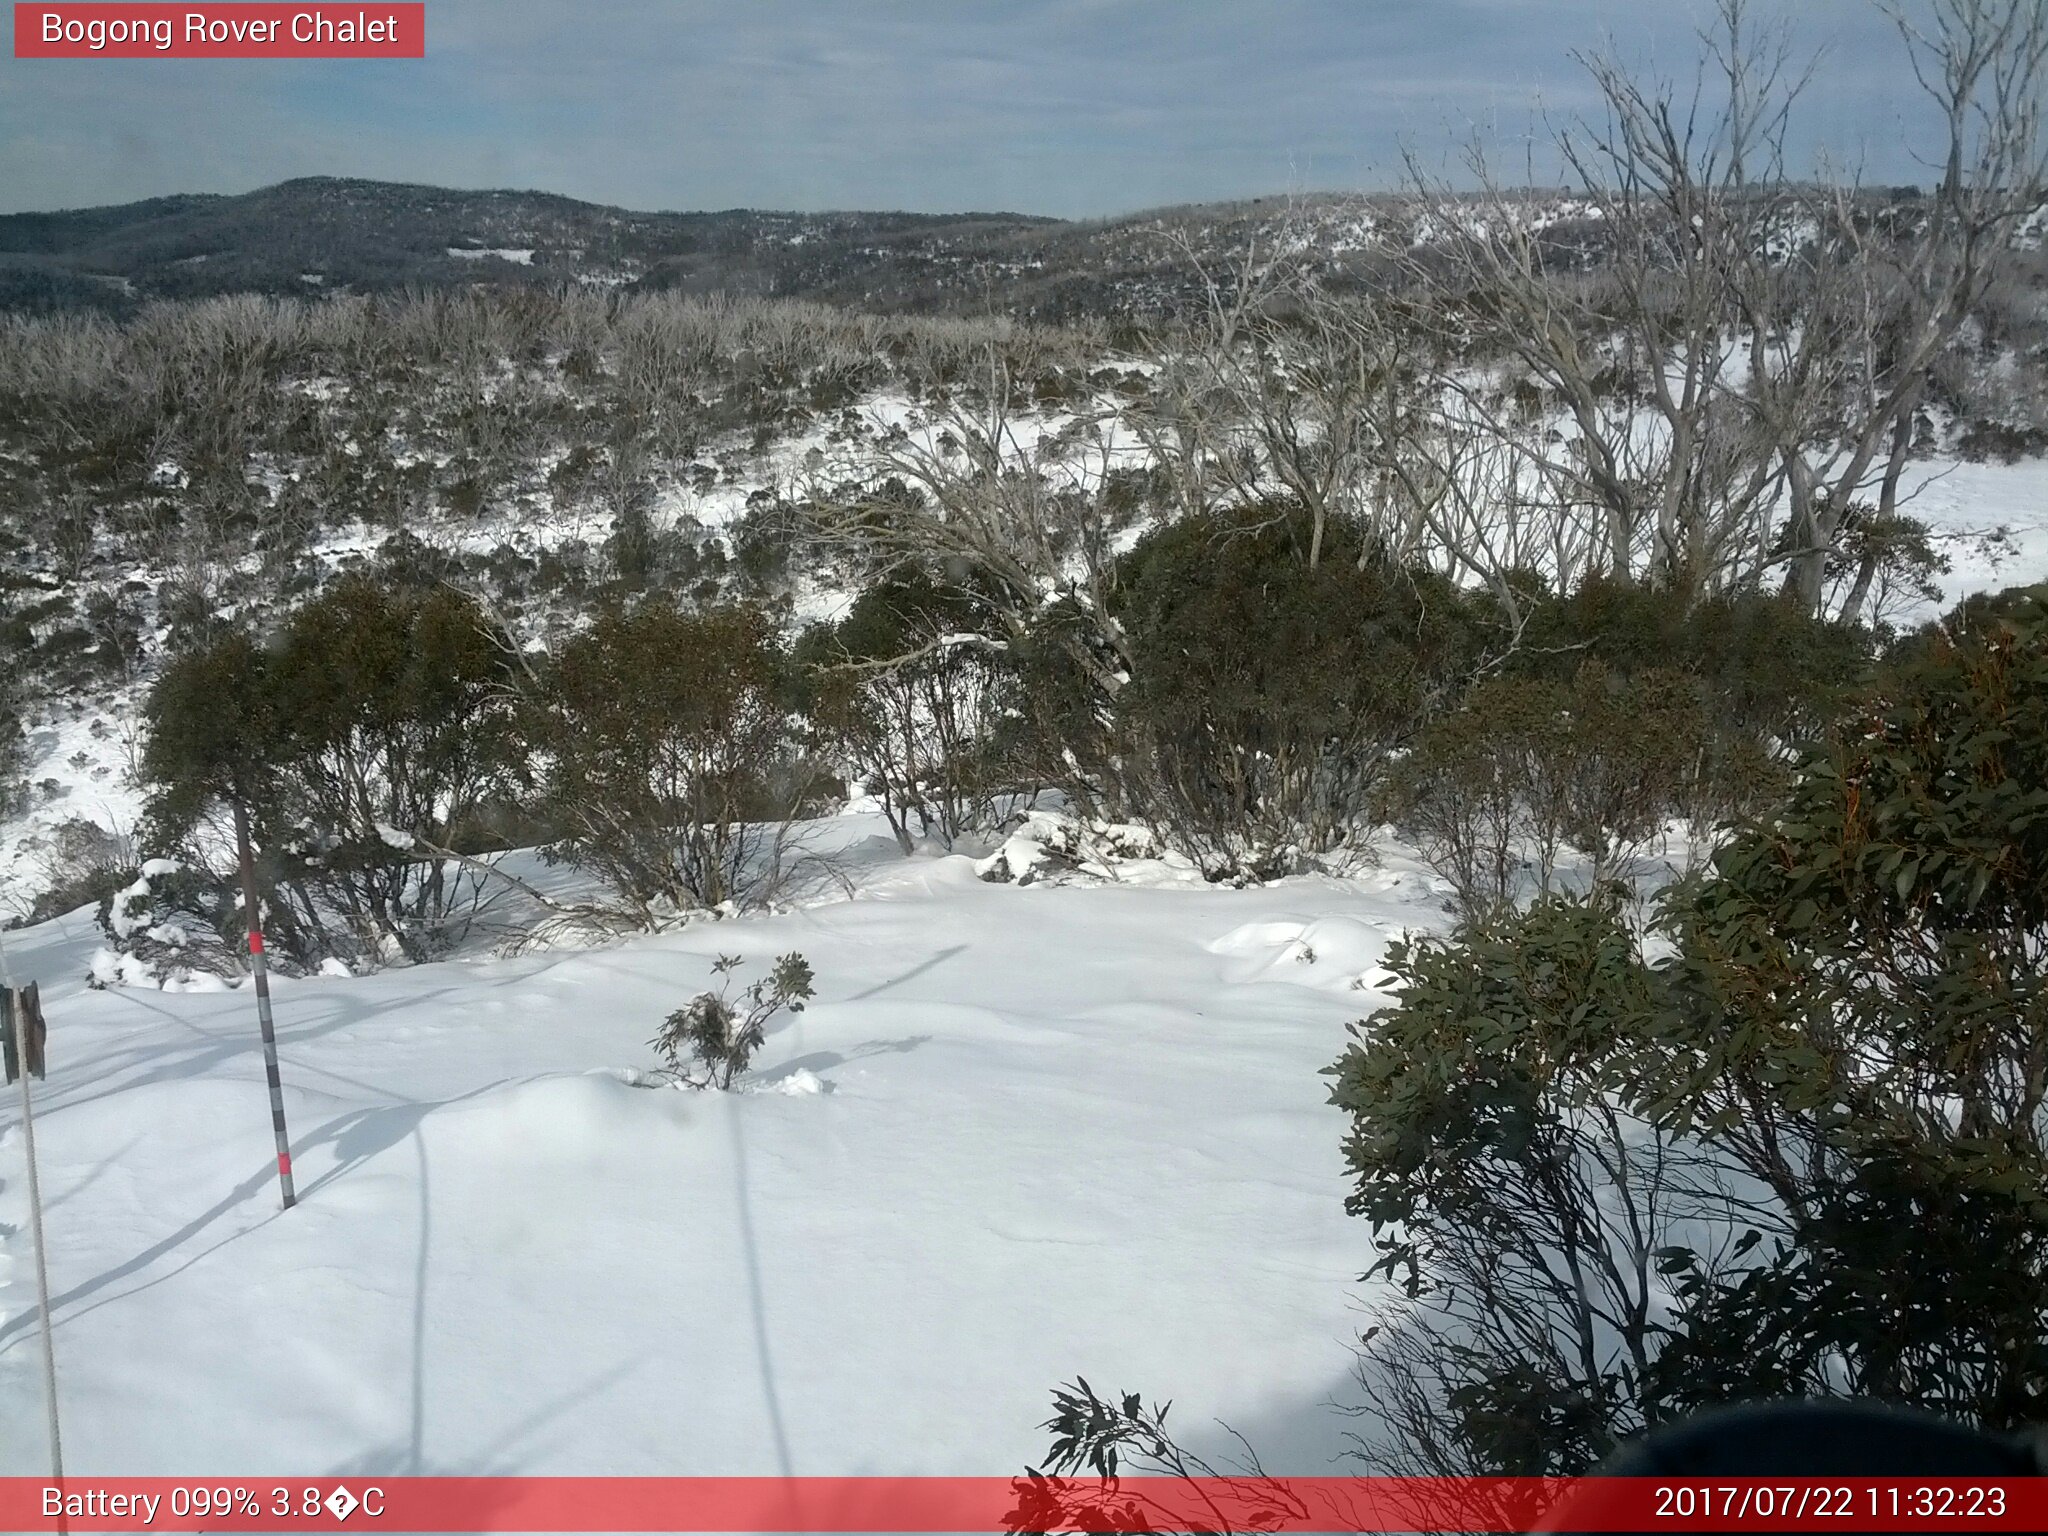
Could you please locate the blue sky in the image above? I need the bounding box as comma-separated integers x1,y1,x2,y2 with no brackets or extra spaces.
1,0,1941,218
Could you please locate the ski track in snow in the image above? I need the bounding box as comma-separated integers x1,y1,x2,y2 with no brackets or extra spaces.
0,816,1453,1476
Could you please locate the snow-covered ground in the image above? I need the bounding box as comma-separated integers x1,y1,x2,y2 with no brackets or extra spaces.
1890,454,2048,623
0,691,148,921
0,812,1453,1477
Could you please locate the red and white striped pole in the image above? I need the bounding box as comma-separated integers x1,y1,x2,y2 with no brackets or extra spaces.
233,798,297,1209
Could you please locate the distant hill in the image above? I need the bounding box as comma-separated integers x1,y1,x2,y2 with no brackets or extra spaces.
14,176,1904,323
0,177,1083,317
0,176,1456,322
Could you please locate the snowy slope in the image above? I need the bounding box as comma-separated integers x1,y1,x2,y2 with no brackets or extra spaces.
0,692,148,923
0,817,1453,1478
1891,454,2048,623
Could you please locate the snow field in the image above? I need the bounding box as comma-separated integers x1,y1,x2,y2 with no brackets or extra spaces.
0,830,1440,1477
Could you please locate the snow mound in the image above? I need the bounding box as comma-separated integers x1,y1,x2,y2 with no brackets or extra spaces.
1206,914,1395,992
431,1072,692,1171
974,810,1200,887
751,1066,828,1096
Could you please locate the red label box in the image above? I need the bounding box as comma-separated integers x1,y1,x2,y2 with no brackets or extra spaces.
1,1476,2046,1533
14,3,425,58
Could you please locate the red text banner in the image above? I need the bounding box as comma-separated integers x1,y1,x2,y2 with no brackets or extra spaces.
14,4,424,58
0,1476,2045,1532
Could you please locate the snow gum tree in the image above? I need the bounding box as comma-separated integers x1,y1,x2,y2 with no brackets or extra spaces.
1399,0,2048,615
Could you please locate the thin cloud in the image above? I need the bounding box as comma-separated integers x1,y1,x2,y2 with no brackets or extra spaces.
0,0,1936,217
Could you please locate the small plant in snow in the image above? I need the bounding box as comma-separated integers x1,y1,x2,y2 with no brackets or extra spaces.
1005,1378,1309,1536
651,951,815,1089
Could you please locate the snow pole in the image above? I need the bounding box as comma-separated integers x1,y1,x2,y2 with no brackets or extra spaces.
1,936,63,1482
233,798,297,1210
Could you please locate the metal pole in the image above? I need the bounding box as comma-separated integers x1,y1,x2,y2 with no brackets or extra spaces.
233,798,297,1209
1,937,63,1480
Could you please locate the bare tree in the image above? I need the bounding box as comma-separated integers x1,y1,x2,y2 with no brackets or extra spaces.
1119,206,1450,575
1742,0,2048,611
806,345,1136,688
1397,1,1802,603
1393,0,2045,616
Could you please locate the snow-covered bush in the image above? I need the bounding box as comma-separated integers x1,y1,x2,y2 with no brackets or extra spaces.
89,858,251,989
973,810,1190,887
650,951,815,1090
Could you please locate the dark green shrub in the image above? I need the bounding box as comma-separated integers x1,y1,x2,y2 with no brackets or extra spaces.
1648,580,2048,1427
1956,419,2048,464
1326,892,1677,1473
1110,502,1482,878
992,596,1127,819
1382,676,1564,918
141,628,327,968
1326,581,2048,1475
141,628,283,843
730,499,798,594
650,951,815,1089
1384,661,1704,917
1514,578,1867,738
604,488,658,589
532,602,801,914
0,689,27,821
1509,578,1873,832
142,580,521,966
